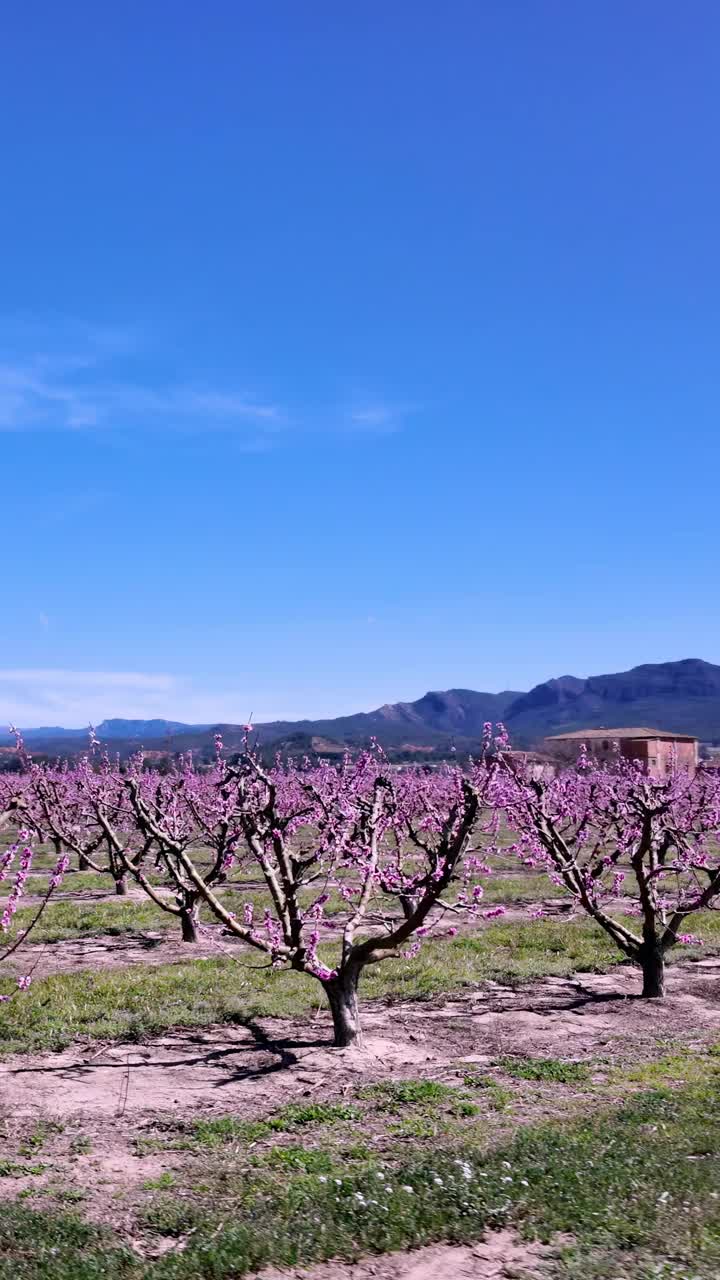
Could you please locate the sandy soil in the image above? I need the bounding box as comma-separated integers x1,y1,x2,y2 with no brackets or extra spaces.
257,1229,563,1279
3,958,719,1120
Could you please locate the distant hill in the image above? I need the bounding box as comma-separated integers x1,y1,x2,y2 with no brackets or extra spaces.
95,718,208,740
4,659,720,761
504,659,720,742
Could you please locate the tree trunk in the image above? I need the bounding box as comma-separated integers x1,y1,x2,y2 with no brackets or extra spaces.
639,942,665,998
179,904,200,943
78,855,90,872
325,969,363,1048
114,874,129,896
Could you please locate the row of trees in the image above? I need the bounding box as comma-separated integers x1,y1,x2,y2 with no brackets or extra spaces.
2,730,720,1042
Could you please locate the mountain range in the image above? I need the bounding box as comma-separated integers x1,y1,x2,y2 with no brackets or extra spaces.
4,659,720,760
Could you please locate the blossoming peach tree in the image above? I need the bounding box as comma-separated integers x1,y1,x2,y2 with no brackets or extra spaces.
0,773,70,1002
502,744,720,997
21,731,508,1046
110,735,510,1045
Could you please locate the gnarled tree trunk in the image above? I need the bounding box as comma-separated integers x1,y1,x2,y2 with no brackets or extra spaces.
179,902,200,943
114,874,129,896
324,967,363,1048
639,941,665,998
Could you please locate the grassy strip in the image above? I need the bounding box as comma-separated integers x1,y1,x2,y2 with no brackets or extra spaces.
0,871,170,897
0,1208,135,1280
2,914,720,1056
148,1076,720,1279
1,1075,719,1278
7,899,173,945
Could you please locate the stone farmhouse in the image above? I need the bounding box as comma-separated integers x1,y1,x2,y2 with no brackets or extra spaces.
544,727,698,777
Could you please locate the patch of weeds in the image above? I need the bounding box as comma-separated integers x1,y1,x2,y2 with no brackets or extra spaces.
189,1117,271,1148
388,1114,449,1139
0,1160,47,1178
18,1120,64,1156
612,1047,720,1089
340,1142,371,1161
484,1085,512,1111
358,1079,455,1110
267,1102,360,1131
159,1102,361,1155
0,1202,136,1279
51,1187,87,1204
4,1076,720,1276
133,1136,167,1156
69,1135,92,1156
142,1172,176,1191
139,1196,202,1238
7,899,171,945
461,1071,513,1111
454,1100,478,1116
498,1055,590,1083
262,1147,335,1173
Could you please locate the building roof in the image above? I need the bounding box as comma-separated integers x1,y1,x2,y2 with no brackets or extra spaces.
545,727,698,743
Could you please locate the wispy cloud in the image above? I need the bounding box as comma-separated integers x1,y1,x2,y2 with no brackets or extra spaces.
0,359,284,434
346,401,411,434
0,668,180,729
0,317,412,444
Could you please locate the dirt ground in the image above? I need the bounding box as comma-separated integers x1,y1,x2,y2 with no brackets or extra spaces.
0,956,718,1264
257,1229,564,1279
4,958,719,1119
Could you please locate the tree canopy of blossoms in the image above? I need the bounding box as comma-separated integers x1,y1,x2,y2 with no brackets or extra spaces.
1,731,509,1046
501,744,720,997
0,780,70,1001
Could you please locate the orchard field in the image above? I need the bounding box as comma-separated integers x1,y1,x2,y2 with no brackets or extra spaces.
1,742,720,1279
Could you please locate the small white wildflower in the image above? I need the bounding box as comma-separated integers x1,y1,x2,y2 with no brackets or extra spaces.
520,1178,529,1187
318,1175,327,1183
433,1177,444,1186
501,1176,513,1183
375,1171,385,1180
401,1184,414,1194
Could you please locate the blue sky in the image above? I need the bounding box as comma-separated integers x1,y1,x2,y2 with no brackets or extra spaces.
2,1,719,727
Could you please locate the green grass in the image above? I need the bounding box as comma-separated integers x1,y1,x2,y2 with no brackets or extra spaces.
7,899,173,944
0,1206,136,1279
462,1072,513,1110
3,913,720,1057
497,1056,590,1083
142,1101,363,1155
1,872,116,897
0,1161,47,1178
481,873,562,904
3,1073,720,1278
142,1070,720,1279
358,1079,457,1109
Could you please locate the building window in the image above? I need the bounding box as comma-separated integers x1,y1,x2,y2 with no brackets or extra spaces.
602,740,609,750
